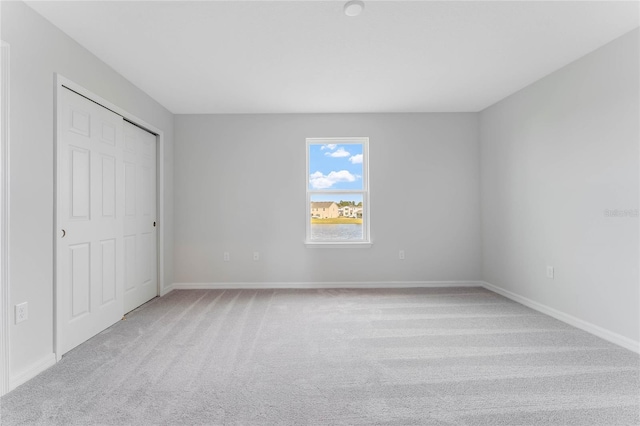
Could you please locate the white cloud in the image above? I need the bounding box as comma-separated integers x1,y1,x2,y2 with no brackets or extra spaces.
310,170,358,189
321,144,337,151
325,147,350,158
349,154,363,164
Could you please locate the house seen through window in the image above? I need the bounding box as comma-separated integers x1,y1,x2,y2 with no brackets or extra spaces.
306,137,370,244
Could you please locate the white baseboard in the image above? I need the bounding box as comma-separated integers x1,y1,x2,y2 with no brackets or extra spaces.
9,352,56,391
160,283,175,296
481,281,640,354
169,281,483,290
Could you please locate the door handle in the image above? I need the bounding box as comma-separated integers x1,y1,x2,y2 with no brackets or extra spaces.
61,229,66,238
153,221,156,227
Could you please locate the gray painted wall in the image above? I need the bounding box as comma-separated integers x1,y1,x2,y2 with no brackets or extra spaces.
480,29,639,342
1,1,174,380
174,113,481,284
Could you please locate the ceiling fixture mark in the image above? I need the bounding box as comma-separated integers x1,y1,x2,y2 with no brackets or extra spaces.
344,0,364,17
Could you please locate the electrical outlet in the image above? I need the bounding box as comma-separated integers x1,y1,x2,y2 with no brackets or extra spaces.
253,251,260,261
223,252,230,262
546,266,554,279
399,250,405,260
15,302,28,324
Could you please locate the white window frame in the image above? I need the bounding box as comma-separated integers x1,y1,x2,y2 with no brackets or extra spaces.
305,137,371,248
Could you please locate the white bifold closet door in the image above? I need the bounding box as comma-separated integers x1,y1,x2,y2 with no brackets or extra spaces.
58,87,125,355
123,121,157,314
58,88,157,357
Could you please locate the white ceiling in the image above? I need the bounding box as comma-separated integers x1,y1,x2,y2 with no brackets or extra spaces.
25,1,640,114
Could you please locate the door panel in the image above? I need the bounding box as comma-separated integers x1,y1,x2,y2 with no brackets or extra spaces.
141,232,152,284
100,122,116,146
70,108,90,136
124,235,136,292
123,122,157,314
124,162,136,216
142,165,151,216
100,155,116,217
58,87,124,356
100,239,116,305
70,147,90,219
69,243,90,319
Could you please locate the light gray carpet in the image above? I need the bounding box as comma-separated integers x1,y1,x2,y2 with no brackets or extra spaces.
1,287,639,425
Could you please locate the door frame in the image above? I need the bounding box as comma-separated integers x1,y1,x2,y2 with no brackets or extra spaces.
1,41,10,397
54,74,165,361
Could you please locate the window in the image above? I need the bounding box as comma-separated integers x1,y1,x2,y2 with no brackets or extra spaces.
306,137,370,247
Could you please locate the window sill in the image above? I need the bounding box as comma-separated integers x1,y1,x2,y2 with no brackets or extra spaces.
305,241,373,249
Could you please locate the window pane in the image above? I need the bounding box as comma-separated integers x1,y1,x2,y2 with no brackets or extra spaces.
308,143,364,190
310,194,364,241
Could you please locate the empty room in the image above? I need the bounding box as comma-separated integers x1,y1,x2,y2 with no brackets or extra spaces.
0,1,639,424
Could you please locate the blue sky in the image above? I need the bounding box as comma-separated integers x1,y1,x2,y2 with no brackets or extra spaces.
308,143,363,190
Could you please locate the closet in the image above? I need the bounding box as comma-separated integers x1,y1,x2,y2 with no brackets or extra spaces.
57,87,157,356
